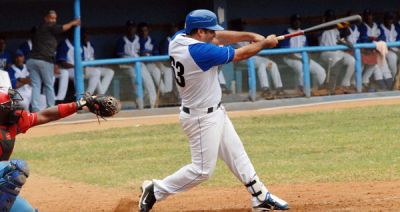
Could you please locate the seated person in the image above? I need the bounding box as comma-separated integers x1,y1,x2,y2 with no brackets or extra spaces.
280,14,327,96
7,50,32,111
138,22,174,95
116,20,157,108
82,29,114,95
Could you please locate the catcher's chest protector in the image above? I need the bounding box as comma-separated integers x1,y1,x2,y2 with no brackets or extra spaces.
0,126,16,161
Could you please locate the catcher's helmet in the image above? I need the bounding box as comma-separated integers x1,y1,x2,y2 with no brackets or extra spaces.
0,88,23,125
184,9,224,34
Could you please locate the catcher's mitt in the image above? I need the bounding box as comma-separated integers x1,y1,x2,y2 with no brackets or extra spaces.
78,93,121,118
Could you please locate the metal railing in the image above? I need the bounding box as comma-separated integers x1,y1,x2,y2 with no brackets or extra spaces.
78,41,400,109
248,41,400,100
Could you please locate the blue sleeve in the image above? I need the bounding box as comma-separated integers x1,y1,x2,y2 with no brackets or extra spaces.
152,39,159,55
6,67,17,88
5,51,12,66
188,43,235,71
357,24,369,43
377,25,386,41
115,38,125,57
56,41,68,63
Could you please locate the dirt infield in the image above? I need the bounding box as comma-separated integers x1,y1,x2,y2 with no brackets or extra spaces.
20,98,400,211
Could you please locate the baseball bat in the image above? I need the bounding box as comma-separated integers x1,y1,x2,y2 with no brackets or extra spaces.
277,15,362,41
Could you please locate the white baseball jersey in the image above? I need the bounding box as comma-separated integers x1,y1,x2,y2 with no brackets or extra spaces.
120,35,140,58
347,26,360,44
319,29,340,46
83,41,95,61
379,24,398,42
168,32,234,108
287,28,307,48
11,64,32,97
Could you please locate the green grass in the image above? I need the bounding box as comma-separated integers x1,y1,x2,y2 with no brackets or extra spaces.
14,105,400,188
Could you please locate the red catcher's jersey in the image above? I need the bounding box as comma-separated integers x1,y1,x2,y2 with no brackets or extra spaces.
0,110,37,161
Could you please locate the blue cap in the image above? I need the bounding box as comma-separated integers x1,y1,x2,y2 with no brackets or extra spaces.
185,9,224,34
15,50,24,57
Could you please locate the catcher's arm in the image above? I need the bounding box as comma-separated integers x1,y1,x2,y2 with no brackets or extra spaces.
34,94,121,126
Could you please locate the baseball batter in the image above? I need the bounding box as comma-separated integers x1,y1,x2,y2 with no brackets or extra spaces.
139,9,289,212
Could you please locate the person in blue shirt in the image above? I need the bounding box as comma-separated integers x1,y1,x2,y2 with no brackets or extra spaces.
0,36,12,71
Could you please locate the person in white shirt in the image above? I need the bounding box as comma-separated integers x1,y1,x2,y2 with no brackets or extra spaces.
281,14,327,96
378,12,398,79
319,10,355,93
116,20,157,108
6,51,32,111
81,29,114,95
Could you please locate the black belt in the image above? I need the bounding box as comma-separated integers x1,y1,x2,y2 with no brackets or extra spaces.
182,102,221,114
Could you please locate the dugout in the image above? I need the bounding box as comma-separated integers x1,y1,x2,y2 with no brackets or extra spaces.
1,0,399,107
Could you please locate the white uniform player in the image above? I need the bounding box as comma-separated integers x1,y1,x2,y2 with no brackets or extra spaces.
116,21,157,108
82,32,114,95
138,23,174,95
359,10,393,90
236,42,284,99
139,9,289,212
379,12,398,78
54,38,73,101
281,14,326,94
9,64,32,111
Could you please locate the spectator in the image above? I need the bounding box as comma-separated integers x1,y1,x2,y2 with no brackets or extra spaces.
359,9,393,90
319,9,355,94
116,20,157,108
280,14,327,96
7,50,32,111
378,11,398,78
18,26,37,60
82,29,114,95
138,22,174,95
27,10,80,112
0,36,12,71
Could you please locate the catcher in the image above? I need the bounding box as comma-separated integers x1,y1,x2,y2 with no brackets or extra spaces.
0,88,120,211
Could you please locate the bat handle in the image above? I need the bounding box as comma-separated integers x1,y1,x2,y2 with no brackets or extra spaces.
276,31,305,41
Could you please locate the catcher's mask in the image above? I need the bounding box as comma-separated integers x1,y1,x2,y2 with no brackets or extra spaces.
0,88,24,125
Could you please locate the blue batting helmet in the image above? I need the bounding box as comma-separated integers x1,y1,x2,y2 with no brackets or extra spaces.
184,9,224,34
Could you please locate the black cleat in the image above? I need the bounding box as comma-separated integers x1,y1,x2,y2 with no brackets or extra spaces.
139,180,156,212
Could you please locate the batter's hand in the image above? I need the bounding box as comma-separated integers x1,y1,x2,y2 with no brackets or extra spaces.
264,34,279,48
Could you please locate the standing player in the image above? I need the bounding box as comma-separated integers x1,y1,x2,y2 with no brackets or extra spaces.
138,9,289,212
0,88,119,211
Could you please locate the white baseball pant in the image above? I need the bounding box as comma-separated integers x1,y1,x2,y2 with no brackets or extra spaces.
320,51,355,87
54,68,69,101
146,62,174,94
362,63,392,84
386,50,398,77
123,63,157,108
153,106,269,207
84,67,114,95
254,56,283,89
283,54,326,86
